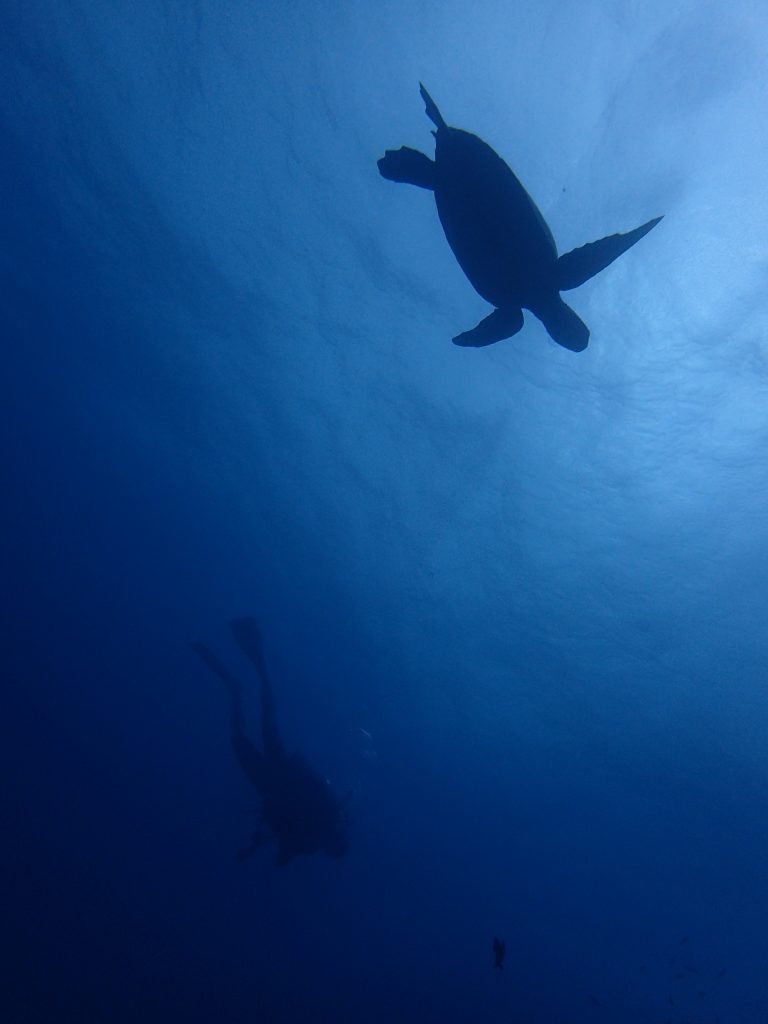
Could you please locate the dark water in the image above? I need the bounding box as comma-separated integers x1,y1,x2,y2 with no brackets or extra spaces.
3,2,768,1021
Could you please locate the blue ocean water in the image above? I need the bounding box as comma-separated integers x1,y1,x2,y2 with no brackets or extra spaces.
3,1,768,1021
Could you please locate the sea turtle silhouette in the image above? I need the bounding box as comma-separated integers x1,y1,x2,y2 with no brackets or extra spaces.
378,84,662,352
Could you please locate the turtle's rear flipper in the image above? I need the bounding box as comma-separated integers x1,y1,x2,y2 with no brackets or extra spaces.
557,216,663,290
453,306,524,347
378,147,436,190
530,296,589,352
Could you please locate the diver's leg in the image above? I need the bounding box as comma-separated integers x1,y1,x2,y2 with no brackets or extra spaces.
192,642,266,789
230,618,285,761
231,733,266,791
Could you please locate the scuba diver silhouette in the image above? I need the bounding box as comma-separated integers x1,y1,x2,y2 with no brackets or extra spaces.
192,617,348,866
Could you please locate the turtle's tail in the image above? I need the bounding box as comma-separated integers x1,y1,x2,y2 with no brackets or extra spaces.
419,83,447,130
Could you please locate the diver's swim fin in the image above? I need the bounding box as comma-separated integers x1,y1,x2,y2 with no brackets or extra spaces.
378,147,436,190
230,617,266,668
191,643,241,691
453,306,524,347
557,216,663,291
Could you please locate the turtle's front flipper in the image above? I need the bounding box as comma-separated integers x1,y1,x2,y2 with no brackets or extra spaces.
419,83,447,130
378,147,436,190
453,306,524,347
557,216,663,291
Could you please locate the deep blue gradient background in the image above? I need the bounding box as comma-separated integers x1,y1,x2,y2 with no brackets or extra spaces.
3,2,768,1021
